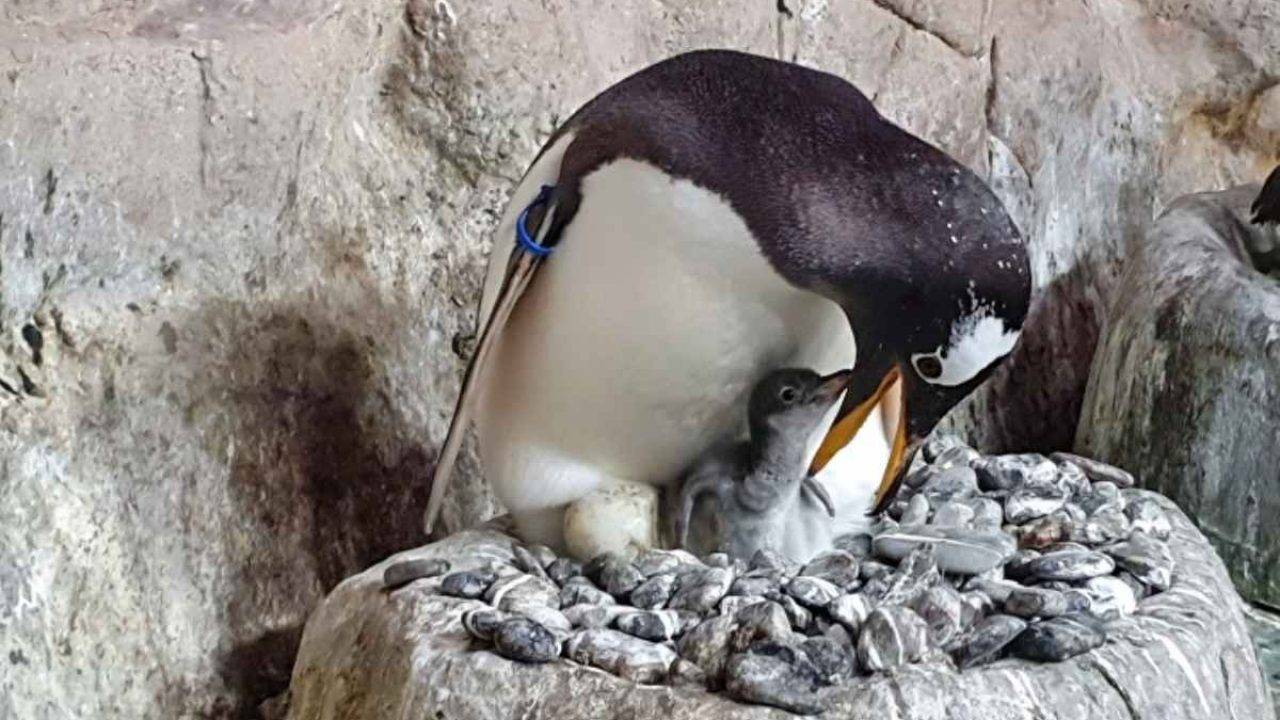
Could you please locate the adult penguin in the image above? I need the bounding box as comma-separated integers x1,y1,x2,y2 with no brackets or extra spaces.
425,50,1031,557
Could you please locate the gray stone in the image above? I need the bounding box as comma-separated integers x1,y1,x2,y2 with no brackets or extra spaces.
801,550,860,589
558,577,615,608
901,493,931,525
748,548,793,574
1009,615,1106,662
485,574,561,612
800,636,857,684
953,614,1028,669
1070,507,1131,545
1082,576,1137,620
874,526,1015,575
1016,514,1070,550
635,549,698,577
922,465,980,502
833,532,873,558
718,595,766,618
731,601,795,652
913,585,965,647
1106,534,1175,591
1055,461,1091,498
676,615,738,684
441,568,499,599
729,575,780,598
973,455,1055,492
959,591,996,628
933,501,976,528
493,618,561,663
1050,452,1136,489
1023,550,1116,582
827,594,874,633
511,545,550,580
383,558,450,590
778,595,814,632
724,645,827,715
857,607,929,671
546,558,583,586
565,629,677,684
614,610,681,642
563,604,625,630
1125,495,1173,540
921,434,965,462
462,608,507,642
668,567,734,614
629,573,676,610
786,576,842,609
1005,485,1068,524
597,558,645,599
932,444,981,469
1004,549,1041,581
668,658,709,689
1078,482,1124,516
968,497,1006,530
1005,587,1070,618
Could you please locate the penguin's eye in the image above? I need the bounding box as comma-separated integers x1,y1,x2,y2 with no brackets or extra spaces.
914,354,943,380
778,386,798,404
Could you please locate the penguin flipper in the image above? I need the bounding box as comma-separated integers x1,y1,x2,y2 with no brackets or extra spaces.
423,248,544,535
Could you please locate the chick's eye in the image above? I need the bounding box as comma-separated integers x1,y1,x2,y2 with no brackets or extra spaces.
914,355,943,380
778,386,798,403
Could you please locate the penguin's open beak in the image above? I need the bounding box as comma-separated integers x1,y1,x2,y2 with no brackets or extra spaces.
807,365,921,513
809,369,854,404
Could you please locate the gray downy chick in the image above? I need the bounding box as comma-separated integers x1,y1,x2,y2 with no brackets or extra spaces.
675,368,851,560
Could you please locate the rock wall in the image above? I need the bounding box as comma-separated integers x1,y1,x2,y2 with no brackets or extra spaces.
0,0,1276,718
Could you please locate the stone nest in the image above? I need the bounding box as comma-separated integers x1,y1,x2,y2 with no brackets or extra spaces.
284,438,1273,719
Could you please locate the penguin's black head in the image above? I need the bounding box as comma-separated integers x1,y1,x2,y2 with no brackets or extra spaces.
748,368,853,445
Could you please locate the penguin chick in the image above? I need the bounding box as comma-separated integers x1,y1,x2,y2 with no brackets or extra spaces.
675,368,852,560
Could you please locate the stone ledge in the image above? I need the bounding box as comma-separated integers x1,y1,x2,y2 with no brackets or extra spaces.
285,493,1272,720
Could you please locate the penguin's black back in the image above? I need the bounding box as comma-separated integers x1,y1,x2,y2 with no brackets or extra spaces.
541,50,1028,343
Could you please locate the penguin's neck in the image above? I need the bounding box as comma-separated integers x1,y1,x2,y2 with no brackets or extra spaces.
737,427,809,512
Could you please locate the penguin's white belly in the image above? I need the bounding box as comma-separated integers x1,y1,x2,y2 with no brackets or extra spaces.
476,145,873,532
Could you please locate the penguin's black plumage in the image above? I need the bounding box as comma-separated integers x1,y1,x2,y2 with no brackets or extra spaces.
1252,164,1280,226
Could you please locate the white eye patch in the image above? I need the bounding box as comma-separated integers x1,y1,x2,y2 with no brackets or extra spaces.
911,313,1020,387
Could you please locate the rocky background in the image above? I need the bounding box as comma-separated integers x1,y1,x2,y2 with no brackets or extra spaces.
1,0,1277,718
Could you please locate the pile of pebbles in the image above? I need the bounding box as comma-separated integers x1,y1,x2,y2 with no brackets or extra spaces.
383,436,1176,714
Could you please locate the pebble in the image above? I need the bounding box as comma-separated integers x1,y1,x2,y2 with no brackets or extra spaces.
833,532,873,558
719,595,766,618
730,575,780,598
964,576,1022,604
973,454,1054,492
786,576,842,609
599,558,646,599
859,559,894,581
615,609,681,642
440,567,499,599
801,636,857,684
546,558,583,586
1055,461,1091,497
1023,550,1116,582
704,552,734,568
382,558,450,590
1009,615,1106,662
1004,549,1041,581
933,501,976,528
566,629,678,684
563,603,625,629
669,567,734,614
922,465,980,502
512,545,550,580
1070,507,1130,545
1051,452,1136,488
874,526,1014,575
959,590,995,628
677,615,739,683
1005,485,1067,524
629,573,677,609
559,577,616,608
1078,481,1123,515
1106,533,1174,591
635,548,697,577
486,574,560,611
933,444,981,469
669,658,709,688
520,605,573,638
749,548,793,573
922,434,965,462
777,594,814,632
857,606,929,671
731,601,795,652
527,544,558,568
725,644,827,715
874,546,942,606
801,550,861,590
901,494,931,525
1083,576,1137,620
493,617,561,663
462,607,507,642
953,614,1027,668
1005,586,1069,618
1062,589,1093,614
1016,515,1068,549
1125,495,1173,539
912,585,965,647
968,497,1005,530
827,593,874,632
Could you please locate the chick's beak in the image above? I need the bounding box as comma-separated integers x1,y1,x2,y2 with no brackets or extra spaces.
809,369,854,404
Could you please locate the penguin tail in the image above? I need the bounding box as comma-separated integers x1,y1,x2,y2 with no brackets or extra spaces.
1251,164,1280,226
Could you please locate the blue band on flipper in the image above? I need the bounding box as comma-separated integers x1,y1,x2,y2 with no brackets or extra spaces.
516,185,556,257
